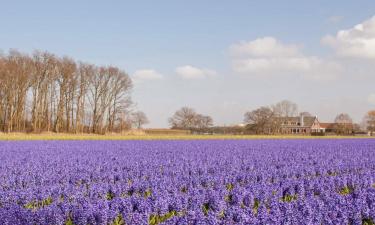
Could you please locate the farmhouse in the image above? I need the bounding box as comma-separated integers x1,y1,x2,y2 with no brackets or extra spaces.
279,115,323,134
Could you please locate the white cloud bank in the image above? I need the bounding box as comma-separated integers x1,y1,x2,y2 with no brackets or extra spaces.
230,37,341,80
322,16,375,59
132,69,163,83
175,65,217,79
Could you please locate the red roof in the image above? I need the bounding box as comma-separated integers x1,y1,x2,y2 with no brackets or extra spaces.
320,123,335,129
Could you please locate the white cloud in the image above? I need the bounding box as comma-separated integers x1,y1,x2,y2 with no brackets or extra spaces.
175,65,217,79
230,37,300,57
132,69,163,83
368,93,375,105
230,37,341,80
322,16,375,59
232,57,310,73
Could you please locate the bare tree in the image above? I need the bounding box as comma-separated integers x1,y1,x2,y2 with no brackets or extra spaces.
131,111,149,129
106,68,132,132
54,57,77,132
0,56,5,131
0,50,33,132
334,113,354,135
272,100,298,117
168,107,213,130
194,114,213,129
74,63,92,133
364,110,375,136
168,107,197,129
30,51,59,132
244,106,275,134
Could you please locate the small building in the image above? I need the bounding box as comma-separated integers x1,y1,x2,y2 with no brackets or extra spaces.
279,115,323,135
319,123,336,133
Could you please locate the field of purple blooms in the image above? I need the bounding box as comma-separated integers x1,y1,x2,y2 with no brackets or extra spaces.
0,140,375,225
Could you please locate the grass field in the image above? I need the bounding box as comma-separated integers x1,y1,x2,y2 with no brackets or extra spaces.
0,132,372,141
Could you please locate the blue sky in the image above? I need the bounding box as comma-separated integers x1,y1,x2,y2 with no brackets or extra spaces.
1,1,375,127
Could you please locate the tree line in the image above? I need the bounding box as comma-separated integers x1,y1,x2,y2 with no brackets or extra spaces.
242,100,375,135
169,100,375,136
0,50,140,134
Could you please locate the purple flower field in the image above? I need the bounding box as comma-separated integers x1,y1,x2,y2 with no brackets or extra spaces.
0,140,375,225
